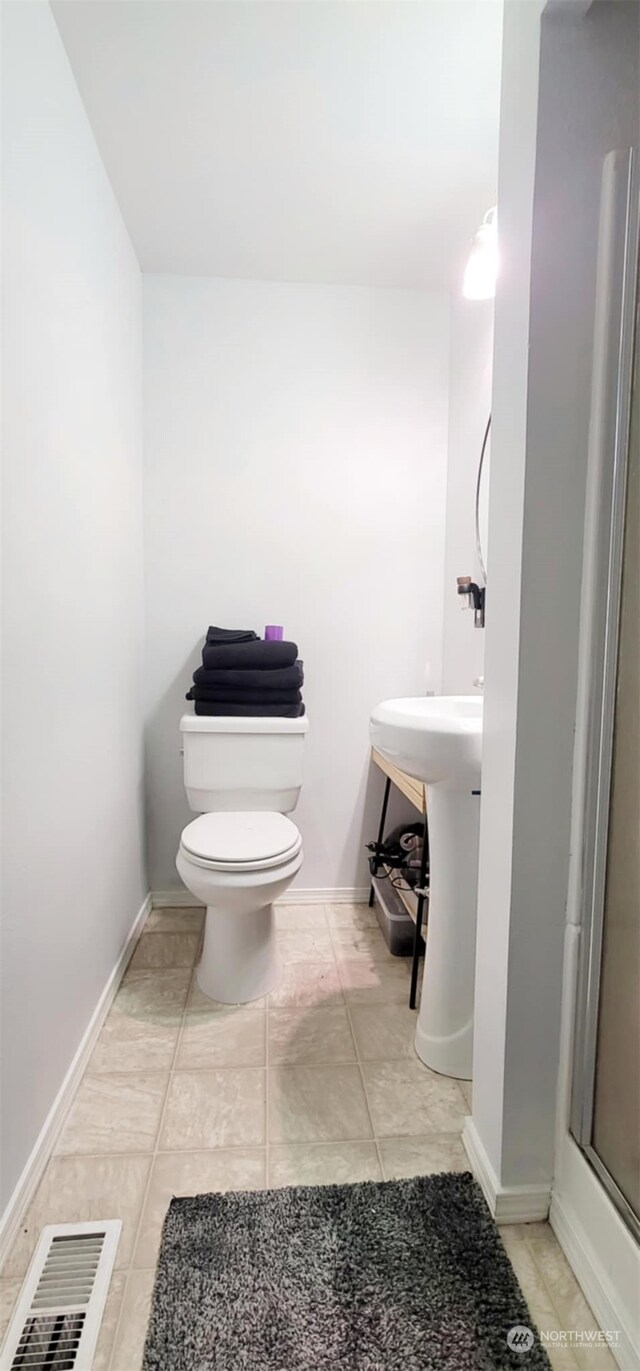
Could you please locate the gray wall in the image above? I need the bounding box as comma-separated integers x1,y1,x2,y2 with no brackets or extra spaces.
1,2,146,1210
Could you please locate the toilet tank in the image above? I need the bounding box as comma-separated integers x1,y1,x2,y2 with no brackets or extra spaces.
180,714,309,814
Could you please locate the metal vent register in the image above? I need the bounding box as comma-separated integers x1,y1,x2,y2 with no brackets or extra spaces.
1,1221,121,1371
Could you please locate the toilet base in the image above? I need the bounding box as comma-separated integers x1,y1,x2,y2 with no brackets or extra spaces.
197,900,281,1004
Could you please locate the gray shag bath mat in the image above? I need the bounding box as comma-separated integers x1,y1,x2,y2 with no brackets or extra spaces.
142,1172,551,1370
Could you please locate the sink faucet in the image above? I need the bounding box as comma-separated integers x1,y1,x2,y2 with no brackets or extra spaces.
457,576,485,628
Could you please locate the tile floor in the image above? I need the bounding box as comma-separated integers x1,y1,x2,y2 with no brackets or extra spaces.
0,902,617,1371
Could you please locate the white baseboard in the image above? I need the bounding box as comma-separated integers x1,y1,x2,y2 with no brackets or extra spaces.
0,892,152,1271
281,887,370,904
462,1117,551,1224
550,1189,639,1371
151,886,370,907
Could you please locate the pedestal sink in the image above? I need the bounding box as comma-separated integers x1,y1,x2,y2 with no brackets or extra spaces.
369,696,482,1080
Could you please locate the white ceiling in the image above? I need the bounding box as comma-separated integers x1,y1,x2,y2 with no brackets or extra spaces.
52,0,503,289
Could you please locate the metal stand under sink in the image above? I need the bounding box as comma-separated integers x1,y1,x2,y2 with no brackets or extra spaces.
367,749,429,1010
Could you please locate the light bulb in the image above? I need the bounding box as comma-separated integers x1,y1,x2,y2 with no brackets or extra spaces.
463,208,498,300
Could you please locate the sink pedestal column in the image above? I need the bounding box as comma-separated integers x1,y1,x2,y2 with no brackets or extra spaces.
414,787,480,1080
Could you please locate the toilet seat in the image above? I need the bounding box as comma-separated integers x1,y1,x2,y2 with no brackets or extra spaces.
180,811,302,873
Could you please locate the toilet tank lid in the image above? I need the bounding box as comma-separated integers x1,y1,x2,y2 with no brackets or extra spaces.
180,713,309,736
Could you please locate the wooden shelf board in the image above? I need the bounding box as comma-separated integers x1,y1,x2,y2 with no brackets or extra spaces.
371,748,426,813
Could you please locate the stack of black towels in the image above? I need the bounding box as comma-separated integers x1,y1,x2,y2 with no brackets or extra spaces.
186,626,305,718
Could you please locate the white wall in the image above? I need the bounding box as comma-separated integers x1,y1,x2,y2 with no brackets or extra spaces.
1,2,146,1213
471,0,639,1200
442,298,493,693
470,0,544,1192
143,276,449,896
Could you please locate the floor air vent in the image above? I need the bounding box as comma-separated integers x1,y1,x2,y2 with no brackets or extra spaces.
1,1220,121,1371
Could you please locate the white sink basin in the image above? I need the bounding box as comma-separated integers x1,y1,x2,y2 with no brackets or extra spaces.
370,695,482,790
369,694,483,1080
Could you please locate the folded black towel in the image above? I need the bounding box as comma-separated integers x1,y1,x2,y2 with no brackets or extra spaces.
188,686,302,706
192,663,303,692
193,701,305,718
206,626,258,645
201,640,298,671
187,687,302,705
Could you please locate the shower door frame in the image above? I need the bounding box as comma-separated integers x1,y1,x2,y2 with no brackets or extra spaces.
569,146,640,1244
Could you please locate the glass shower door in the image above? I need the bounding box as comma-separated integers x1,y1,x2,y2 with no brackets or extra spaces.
571,148,640,1242
590,316,639,1229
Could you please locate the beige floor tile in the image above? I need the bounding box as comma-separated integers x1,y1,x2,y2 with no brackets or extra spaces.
361,1060,466,1137
89,1008,180,1074
55,1074,168,1156
128,931,200,971
176,1007,265,1069
187,976,266,1013
531,1318,583,1368
331,927,391,961
268,1065,372,1144
527,1234,617,1370
268,1006,356,1065
268,960,343,1009
0,1278,22,1342
498,1221,552,1248
160,1069,266,1150
118,967,192,1015
108,1269,155,1371
338,957,411,1005
268,1140,381,1188
350,1003,419,1060
274,904,328,930
1,1154,151,1279
460,1079,473,1109
544,1345,581,1371
498,1223,537,1250
276,929,336,963
500,1225,532,1261
326,903,379,929
527,1229,590,1303
145,907,204,933
133,1148,266,1270
521,1222,556,1242
571,1345,618,1371
92,1272,127,1371
504,1239,574,1350
529,1318,583,1367
379,1134,468,1180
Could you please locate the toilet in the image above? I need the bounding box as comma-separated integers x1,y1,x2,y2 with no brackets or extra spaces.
176,713,308,1003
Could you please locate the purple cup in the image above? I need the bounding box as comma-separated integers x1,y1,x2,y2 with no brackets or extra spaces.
264,625,284,641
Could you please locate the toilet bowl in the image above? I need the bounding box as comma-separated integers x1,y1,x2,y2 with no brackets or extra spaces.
176,810,303,1003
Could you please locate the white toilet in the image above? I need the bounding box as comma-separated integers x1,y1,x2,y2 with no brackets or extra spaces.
176,713,308,1003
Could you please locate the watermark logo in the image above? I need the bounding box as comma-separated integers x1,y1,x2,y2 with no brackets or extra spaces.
540,1329,620,1351
507,1326,535,1353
